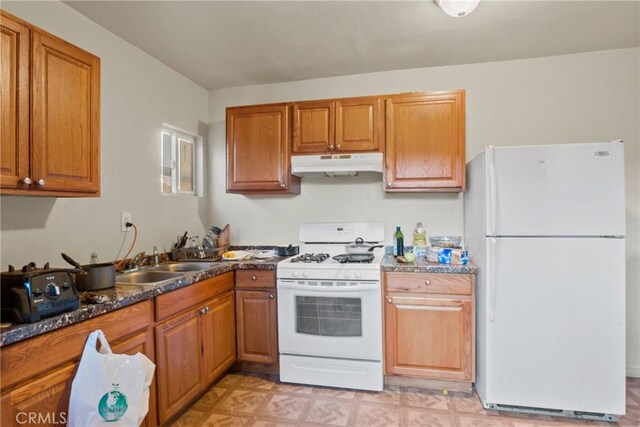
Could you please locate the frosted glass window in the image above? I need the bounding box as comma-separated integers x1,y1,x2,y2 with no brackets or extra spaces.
161,127,200,196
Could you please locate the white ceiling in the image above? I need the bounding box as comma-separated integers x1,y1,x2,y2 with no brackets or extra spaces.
64,0,640,90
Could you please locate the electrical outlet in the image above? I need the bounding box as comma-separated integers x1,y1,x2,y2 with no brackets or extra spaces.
121,212,132,232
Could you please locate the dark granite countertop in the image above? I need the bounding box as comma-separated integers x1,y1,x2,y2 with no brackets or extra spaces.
0,257,284,348
381,255,478,274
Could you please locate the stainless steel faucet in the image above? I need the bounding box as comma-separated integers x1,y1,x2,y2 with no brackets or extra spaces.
152,246,160,266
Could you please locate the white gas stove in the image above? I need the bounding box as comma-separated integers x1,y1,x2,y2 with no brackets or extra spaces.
276,222,384,391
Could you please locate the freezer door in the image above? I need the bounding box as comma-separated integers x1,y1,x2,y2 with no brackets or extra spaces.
485,237,625,415
486,141,625,237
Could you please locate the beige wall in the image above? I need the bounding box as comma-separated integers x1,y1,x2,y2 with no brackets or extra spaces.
209,48,640,375
0,1,210,266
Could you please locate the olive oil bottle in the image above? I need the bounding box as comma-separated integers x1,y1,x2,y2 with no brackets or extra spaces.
393,226,404,257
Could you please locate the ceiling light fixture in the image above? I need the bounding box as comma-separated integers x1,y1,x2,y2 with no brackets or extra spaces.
434,0,482,18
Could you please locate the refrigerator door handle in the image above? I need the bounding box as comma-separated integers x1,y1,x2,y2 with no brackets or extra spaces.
486,146,497,236
489,237,498,322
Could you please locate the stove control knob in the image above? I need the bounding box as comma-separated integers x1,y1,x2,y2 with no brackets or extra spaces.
292,271,300,278
344,272,352,279
302,271,310,278
45,283,61,298
354,272,363,279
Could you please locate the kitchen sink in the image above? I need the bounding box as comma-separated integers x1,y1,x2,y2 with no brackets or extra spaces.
116,270,184,285
150,262,218,272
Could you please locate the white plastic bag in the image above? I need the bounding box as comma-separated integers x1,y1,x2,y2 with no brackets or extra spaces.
68,329,155,427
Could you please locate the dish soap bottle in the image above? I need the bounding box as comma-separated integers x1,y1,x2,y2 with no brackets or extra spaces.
413,222,427,258
393,226,404,257
413,222,426,245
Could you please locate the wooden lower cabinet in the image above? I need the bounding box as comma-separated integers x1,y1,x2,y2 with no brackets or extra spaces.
156,309,203,424
202,292,236,385
236,290,278,365
384,272,475,382
110,328,157,427
1,363,76,427
0,300,154,427
155,284,236,425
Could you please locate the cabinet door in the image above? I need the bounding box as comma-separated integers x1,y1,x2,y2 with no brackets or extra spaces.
1,363,76,426
201,291,236,385
292,100,334,154
336,97,382,153
31,29,100,194
226,103,300,194
385,295,472,381
111,329,157,427
385,91,465,191
155,310,202,424
236,290,278,364
0,12,30,191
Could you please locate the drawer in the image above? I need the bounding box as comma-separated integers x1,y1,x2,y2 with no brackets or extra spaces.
385,272,472,295
156,272,234,321
236,270,276,289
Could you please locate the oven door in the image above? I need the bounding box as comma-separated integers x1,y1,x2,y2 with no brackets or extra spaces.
277,279,382,361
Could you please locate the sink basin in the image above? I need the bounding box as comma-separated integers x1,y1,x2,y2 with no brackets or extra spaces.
116,270,184,285
150,262,218,272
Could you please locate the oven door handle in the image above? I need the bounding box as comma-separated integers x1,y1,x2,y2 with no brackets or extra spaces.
277,281,380,291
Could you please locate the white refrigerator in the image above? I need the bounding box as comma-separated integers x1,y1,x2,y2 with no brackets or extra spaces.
464,141,626,421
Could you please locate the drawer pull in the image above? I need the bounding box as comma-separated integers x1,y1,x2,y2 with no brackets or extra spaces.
22,177,32,185
269,293,275,299
251,275,257,281
387,298,393,304
37,178,46,186
199,306,210,315
424,280,431,286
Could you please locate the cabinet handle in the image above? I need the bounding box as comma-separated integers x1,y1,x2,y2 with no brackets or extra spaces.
424,280,431,286
387,298,393,304
251,275,257,281
280,183,286,189
387,182,391,187
269,294,275,299
199,306,209,315
336,144,341,150
22,177,32,185
329,144,335,150
37,179,46,186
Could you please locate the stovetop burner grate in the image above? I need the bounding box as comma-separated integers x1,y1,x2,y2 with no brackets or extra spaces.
332,253,375,263
290,253,331,263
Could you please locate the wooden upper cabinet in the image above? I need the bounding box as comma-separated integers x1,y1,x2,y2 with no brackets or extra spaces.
226,103,300,194
0,11,101,197
292,96,382,154
292,101,334,153
336,97,382,153
384,91,465,192
31,29,100,194
0,12,30,191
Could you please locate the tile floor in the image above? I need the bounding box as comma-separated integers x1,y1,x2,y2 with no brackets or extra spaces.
172,374,640,427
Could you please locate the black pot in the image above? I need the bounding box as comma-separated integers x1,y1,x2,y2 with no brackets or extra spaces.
61,253,116,291
276,245,300,257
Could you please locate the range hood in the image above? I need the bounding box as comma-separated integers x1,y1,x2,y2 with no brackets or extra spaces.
291,152,383,177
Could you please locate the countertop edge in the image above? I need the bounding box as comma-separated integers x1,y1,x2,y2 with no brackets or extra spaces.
0,259,280,347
